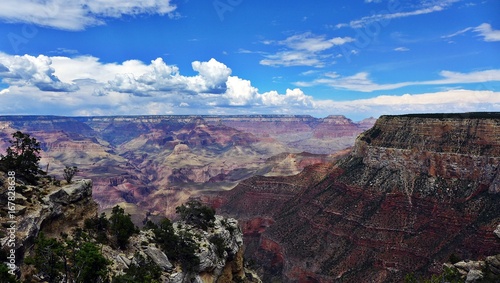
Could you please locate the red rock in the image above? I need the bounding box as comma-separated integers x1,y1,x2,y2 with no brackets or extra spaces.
216,113,500,282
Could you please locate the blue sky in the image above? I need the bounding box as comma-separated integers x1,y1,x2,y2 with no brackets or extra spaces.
0,0,499,120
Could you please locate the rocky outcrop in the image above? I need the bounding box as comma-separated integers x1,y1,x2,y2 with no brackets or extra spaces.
439,228,500,282
104,215,261,283
495,224,500,239
0,173,261,282
216,113,500,282
0,176,97,275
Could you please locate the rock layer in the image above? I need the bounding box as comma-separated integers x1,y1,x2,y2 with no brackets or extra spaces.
216,113,500,282
0,115,371,220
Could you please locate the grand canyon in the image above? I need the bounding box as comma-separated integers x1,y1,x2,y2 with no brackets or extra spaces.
0,115,372,220
0,113,499,282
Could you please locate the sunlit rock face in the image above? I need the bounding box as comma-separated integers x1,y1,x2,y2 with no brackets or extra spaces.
214,113,500,282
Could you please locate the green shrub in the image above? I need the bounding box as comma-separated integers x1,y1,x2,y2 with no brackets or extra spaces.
26,231,109,283
110,206,138,250
112,253,161,283
63,166,79,184
175,200,215,230
153,218,200,273
209,235,226,258
84,212,110,244
0,263,19,283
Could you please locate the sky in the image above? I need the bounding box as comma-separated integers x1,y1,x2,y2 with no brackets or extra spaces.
0,0,499,120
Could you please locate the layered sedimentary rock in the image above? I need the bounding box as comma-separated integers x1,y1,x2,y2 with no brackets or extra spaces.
206,115,365,154
216,113,500,282
0,115,369,220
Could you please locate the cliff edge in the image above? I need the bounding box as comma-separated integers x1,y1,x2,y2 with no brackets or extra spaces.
0,174,261,282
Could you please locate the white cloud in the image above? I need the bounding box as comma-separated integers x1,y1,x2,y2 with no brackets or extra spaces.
259,33,354,67
394,47,410,52
260,88,315,107
260,51,327,68
0,53,320,115
0,53,78,92
224,76,259,106
442,23,500,42
280,33,354,52
299,69,500,92
441,27,473,39
0,53,499,119
473,23,500,42
191,59,232,93
314,89,500,119
0,0,177,30
349,0,458,28
51,56,151,83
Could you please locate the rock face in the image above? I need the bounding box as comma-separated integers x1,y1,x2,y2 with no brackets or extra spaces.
215,113,500,282
105,215,261,283
0,176,97,273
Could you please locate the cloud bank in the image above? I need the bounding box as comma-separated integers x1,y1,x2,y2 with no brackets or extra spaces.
0,52,499,119
297,69,500,92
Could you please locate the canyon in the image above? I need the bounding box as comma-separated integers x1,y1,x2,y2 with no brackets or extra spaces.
0,115,369,221
1,113,498,282
211,113,500,282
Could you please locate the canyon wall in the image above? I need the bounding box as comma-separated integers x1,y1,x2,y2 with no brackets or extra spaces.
216,113,500,282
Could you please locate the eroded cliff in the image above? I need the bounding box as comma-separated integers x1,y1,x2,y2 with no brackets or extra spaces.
216,113,500,282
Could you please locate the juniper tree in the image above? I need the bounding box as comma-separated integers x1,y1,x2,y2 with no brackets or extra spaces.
0,131,44,184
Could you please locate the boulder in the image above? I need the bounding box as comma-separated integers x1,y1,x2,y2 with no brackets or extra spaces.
115,254,131,269
465,269,483,282
42,179,92,205
494,224,500,239
485,255,500,275
143,246,173,272
454,260,485,272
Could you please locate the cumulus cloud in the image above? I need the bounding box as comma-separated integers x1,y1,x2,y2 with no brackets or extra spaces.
104,58,232,96
0,0,177,30
0,53,321,115
260,88,315,107
0,53,78,92
0,52,498,119
260,32,354,67
224,76,258,106
190,59,232,93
